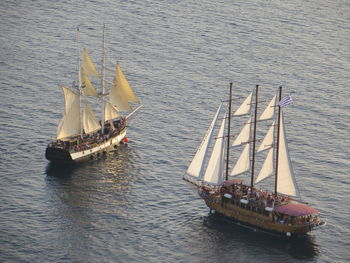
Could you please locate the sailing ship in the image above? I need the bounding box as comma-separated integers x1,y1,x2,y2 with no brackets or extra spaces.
184,83,325,237
45,27,142,163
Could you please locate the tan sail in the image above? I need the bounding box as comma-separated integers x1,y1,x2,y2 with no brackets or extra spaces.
81,67,98,97
83,103,101,134
82,49,100,78
57,87,81,140
104,102,120,121
110,64,140,111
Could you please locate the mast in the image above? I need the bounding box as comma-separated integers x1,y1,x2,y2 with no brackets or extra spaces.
225,83,232,181
250,84,259,192
101,24,106,134
274,86,282,196
77,26,83,138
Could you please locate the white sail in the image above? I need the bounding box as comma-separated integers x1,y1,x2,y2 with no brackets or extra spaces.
232,117,251,146
230,143,250,176
187,104,222,179
233,92,252,116
259,94,276,121
257,121,275,152
104,102,120,121
203,115,226,185
255,148,274,183
82,103,101,134
110,64,140,111
62,86,77,115
57,88,81,140
277,110,300,197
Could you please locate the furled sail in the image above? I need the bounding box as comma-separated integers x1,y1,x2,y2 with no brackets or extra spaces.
232,117,251,146
233,92,252,116
230,143,250,176
80,67,98,97
255,148,274,183
203,115,226,185
186,103,222,179
109,64,140,111
57,87,81,140
257,121,275,152
82,103,101,134
259,94,276,121
82,49,100,78
277,110,300,197
104,102,120,121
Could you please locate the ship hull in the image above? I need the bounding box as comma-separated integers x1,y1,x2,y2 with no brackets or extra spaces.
200,191,323,237
45,129,127,163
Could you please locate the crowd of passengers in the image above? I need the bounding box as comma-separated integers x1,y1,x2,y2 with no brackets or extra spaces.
201,183,320,225
49,118,126,152
202,182,290,208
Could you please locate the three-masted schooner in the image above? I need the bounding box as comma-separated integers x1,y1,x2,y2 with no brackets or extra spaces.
184,83,325,237
46,27,142,163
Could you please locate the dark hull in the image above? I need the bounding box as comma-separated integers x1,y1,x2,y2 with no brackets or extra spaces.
45,147,73,163
45,129,126,164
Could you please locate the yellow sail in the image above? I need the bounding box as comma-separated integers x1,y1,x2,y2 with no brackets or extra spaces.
82,49,100,78
80,67,98,97
110,64,140,111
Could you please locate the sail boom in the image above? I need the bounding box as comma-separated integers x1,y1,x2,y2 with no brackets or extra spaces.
126,104,143,122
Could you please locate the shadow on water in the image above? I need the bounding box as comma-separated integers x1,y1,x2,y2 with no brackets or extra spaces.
203,213,319,261
42,145,140,258
44,144,139,212
45,162,83,179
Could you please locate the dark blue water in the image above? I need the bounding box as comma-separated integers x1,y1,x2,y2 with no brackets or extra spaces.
1,0,349,262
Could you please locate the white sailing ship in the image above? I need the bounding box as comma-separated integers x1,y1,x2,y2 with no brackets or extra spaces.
184,83,325,236
46,27,142,163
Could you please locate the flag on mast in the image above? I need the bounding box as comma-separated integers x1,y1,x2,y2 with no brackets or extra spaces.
278,94,293,107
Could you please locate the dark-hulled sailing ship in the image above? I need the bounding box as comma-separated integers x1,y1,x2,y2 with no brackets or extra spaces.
46,27,142,163
184,83,325,237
